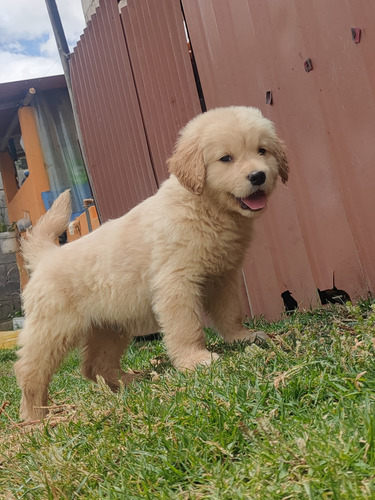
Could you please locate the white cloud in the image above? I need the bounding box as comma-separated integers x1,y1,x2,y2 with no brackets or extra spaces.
0,50,62,83
2,41,25,54
0,0,85,84
58,1,87,43
40,34,60,59
0,2,50,42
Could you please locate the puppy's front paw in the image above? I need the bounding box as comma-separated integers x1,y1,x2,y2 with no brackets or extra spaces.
120,370,142,385
247,330,269,342
225,329,269,343
174,350,219,371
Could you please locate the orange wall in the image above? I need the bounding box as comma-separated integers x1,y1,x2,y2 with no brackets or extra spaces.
0,152,18,204
5,106,50,225
0,106,51,289
0,105,100,288
67,205,100,241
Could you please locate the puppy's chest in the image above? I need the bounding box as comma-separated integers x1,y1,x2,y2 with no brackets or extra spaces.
198,230,249,275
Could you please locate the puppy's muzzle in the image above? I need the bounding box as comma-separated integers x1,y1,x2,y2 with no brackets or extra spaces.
248,171,266,186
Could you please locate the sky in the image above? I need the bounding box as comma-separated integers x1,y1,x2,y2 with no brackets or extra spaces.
0,0,86,84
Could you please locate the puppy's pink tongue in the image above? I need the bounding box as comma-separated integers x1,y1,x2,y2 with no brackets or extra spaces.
241,190,267,210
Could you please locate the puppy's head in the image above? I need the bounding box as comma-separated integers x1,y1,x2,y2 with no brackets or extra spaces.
168,106,288,217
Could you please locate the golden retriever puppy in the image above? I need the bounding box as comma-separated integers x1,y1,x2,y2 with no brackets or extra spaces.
15,106,288,421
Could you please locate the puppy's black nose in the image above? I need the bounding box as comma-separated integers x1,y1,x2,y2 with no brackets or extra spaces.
248,171,266,186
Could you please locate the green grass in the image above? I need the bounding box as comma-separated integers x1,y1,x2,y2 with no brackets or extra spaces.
1,301,375,499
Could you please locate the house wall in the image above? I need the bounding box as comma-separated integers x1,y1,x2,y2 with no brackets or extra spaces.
4,106,50,226
81,0,100,23
0,242,21,326
0,91,98,290
81,0,128,23
0,176,20,325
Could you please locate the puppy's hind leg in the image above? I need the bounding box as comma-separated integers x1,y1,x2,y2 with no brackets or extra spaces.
81,325,134,391
14,318,81,422
206,271,269,343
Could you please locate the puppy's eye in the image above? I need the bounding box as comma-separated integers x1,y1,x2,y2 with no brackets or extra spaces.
219,155,233,163
258,148,267,156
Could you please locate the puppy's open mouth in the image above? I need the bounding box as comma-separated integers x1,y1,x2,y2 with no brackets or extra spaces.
238,190,267,211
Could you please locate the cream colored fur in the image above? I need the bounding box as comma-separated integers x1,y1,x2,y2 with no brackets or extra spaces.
15,106,288,421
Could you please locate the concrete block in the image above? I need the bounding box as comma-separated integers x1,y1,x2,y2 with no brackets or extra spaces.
6,264,20,284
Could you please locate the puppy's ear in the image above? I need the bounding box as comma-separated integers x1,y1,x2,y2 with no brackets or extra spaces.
274,138,289,184
167,133,205,195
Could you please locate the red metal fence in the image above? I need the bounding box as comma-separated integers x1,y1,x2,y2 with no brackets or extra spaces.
70,0,201,220
71,0,158,220
70,0,375,319
182,0,375,317
120,0,202,185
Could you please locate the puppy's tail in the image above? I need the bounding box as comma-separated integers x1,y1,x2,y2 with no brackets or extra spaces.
22,190,72,274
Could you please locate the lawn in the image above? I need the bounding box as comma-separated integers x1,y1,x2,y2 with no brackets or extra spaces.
0,301,374,499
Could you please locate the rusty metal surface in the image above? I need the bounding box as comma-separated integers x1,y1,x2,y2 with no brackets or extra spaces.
70,0,157,221
70,0,375,319
120,0,201,184
182,0,375,317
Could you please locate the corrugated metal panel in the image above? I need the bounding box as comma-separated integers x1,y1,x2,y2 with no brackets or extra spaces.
70,0,375,319
70,0,157,220
120,0,202,184
182,0,375,318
